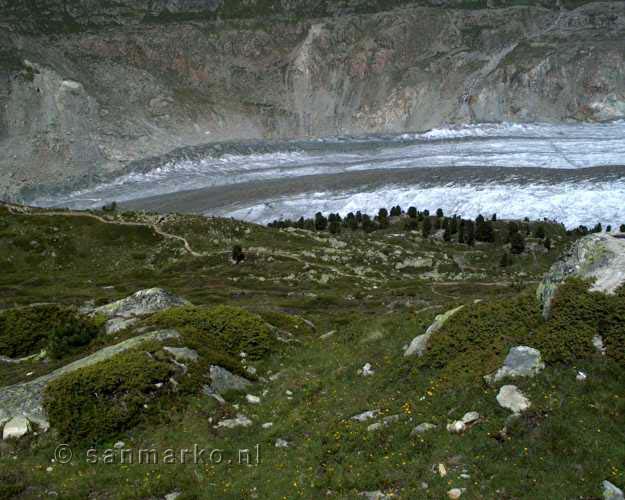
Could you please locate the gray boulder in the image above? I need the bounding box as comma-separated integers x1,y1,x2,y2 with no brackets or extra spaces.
207,365,252,394
404,305,464,357
538,234,625,318
411,423,437,435
485,346,545,383
603,480,625,500
95,288,190,319
105,317,138,335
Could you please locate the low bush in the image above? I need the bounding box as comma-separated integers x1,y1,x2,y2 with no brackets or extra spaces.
148,305,274,360
0,305,100,359
47,314,102,359
420,279,625,385
43,348,175,444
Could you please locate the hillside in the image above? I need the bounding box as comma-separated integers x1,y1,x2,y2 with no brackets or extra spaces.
1,203,624,499
1,1,625,200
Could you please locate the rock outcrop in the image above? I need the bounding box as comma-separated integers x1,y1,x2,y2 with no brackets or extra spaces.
95,288,190,319
1,2,625,200
538,233,625,318
404,305,464,357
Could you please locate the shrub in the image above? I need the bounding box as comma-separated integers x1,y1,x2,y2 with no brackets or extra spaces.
43,348,175,444
232,244,245,263
148,305,274,359
47,314,101,359
420,280,625,386
510,231,525,254
0,305,98,359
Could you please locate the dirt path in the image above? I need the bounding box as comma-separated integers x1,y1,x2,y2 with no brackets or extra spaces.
4,204,206,257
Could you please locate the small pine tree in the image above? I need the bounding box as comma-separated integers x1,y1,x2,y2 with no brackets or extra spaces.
315,212,328,231
606,225,612,233
620,224,625,233
510,232,525,254
458,221,465,243
534,225,546,239
329,220,341,234
465,221,475,246
232,244,245,264
377,208,389,228
404,218,418,231
491,213,497,221
450,217,458,235
500,252,511,267
436,208,444,218
422,217,432,238
407,207,417,219
443,224,451,242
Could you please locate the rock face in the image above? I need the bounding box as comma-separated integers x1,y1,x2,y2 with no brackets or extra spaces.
404,305,464,357
95,288,190,319
0,329,179,429
2,3,625,200
538,233,625,318
496,385,531,414
485,346,545,383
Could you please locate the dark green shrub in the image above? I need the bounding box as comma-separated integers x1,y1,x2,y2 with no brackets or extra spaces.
0,305,97,359
148,305,274,359
47,315,101,359
43,348,175,444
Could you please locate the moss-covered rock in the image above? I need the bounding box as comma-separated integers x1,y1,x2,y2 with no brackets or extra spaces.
148,305,274,360
43,348,175,444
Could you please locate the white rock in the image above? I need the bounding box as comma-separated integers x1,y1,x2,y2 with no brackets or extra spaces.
576,371,587,382
320,330,336,339
113,441,125,449
359,491,391,500
360,363,375,376
2,416,31,440
164,347,199,363
603,480,625,500
351,410,381,422
461,411,480,425
496,385,531,413
216,414,252,429
46,466,54,473
262,422,273,429
275,438,289,448
448,488,465,499
438,463,448,477
165,492,181,500
411,423,437,435
246,394,261,404
593,335,607,355
447,421,466,434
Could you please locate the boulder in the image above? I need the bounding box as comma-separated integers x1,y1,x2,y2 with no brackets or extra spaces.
207,365,252,394
95,288,190,319
603,480,625,500
537,234,625,318
485,346,545,383
2,416,31,440
496,385,531,414
351,410,381,422
411,423,437,435
404,305,464,357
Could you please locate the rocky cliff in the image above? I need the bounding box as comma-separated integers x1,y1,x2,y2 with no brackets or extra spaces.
1,1,624,200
